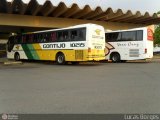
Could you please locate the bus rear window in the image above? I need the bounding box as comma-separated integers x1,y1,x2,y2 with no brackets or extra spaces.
137,30,143,40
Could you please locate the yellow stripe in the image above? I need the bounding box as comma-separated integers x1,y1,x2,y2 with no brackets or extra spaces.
33,44,41,50
32,44,56,60
32,43,105,61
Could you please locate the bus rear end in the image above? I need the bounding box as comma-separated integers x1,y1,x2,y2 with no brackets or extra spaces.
143,28,153,59
87,24,105,61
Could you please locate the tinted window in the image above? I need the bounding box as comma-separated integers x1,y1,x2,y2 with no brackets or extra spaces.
22,35,26,43
79,28,86,41
105,32,121,42
14,35,21,44
57,31,63,41
71,28,86,41
28,34,33,43
63,31,69,41
106,30,144,42
122,31,136,41
8,36,14,44
11,28,86,44
50,32,57,42
38,34,43,42
71,30,78,41
136,30,143,40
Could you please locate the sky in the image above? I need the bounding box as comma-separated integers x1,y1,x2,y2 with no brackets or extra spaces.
7,0,160,14
104,0,160,14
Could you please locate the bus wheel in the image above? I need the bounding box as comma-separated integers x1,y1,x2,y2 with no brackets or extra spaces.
111,53,120,63
14,52,20,61
56,53,65,65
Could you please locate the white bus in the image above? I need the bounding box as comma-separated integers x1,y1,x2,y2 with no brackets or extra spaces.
7,24,105,64
105,27,154,62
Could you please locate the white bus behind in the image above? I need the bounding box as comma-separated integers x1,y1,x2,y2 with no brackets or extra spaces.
105,27,153,62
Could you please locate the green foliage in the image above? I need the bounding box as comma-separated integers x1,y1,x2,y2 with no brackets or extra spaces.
154,25,160,45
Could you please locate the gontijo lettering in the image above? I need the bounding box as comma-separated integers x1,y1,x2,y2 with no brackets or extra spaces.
43,43,66,48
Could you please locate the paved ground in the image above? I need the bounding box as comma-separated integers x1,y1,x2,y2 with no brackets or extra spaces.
0,60,160,114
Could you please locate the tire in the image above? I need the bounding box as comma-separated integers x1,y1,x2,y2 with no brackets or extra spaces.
14,53,20,61
111,53,120,63
56,53,65,65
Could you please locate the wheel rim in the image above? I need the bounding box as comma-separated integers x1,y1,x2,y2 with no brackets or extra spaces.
57,55,64,64
112,54,120,62
15,54,20,61
112,55,117,62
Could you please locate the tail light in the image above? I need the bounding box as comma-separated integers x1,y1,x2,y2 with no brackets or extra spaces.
145,48,147,54
88,47,91,52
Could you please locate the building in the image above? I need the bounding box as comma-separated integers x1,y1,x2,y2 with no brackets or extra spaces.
0,0,160,57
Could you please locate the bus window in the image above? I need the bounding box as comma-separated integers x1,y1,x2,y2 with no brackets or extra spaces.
22,35,26,44
41,33,46,43
8,36,14,44
79,28,86,41
37,34,43,43
43,33,49,42
26,35,30,43
122,31,136,41
33,34,36,43
71,30,78,41
29,34,34,43
57,31,63,41
36,34,39,42
15,35,21,44
50,32,56,42
136,30,143,41
7,36,15,52
14,36,18,44
63,31,69,41
106,32,121,42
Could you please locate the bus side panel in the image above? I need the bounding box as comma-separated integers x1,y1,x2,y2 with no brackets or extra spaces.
38,42,88,61
106,41,146,61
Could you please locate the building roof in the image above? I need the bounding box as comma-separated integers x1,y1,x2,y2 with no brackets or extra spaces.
0,0,160,25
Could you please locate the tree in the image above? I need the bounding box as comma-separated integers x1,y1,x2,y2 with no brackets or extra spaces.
153,11,160,45
154,25,160,45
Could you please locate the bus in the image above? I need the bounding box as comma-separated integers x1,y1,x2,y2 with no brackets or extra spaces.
105,27,154,62
7,24,105,64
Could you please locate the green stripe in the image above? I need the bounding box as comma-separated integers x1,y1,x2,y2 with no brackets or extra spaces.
22,44,39,60
27,44,40,60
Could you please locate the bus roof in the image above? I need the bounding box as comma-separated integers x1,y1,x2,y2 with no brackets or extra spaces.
105,27,147,33
22,23,102,35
